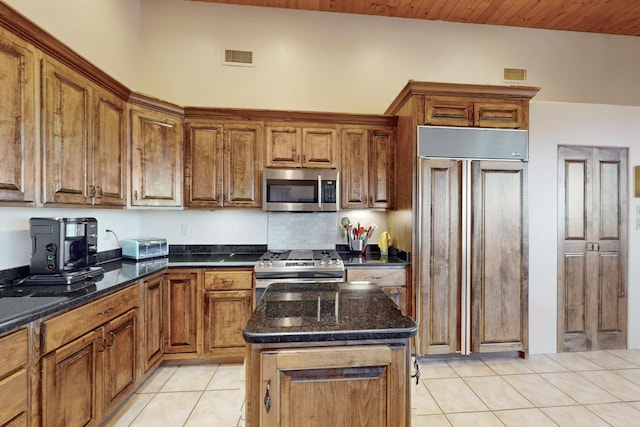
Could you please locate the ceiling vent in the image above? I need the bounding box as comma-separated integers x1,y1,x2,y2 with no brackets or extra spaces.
503,67,527,82
223,49,254,67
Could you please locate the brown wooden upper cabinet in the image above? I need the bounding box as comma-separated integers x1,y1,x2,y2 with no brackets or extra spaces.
341,126,395,209
130,95,183,207
265,124,338,169
0,27,36,205
42,56,127,206
184,120,263,208
424,96,526,129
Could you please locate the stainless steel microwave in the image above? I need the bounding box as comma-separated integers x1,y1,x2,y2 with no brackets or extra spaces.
263,168,339,212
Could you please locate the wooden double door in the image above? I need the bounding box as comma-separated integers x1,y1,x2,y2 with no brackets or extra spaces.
557,146,628,352
418,159,527,356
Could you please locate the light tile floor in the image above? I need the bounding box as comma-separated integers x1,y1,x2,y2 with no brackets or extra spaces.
106,349,640,426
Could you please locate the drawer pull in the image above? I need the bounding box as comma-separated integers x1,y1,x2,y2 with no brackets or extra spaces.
100,307,114,316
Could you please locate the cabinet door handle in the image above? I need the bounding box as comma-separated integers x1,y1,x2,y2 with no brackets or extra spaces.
98,337,107,352
134,190,139,200
411,357,420,385
263,381,271,413
97,186,103,197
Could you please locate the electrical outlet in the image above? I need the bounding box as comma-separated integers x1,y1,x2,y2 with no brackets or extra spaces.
181,224,189,236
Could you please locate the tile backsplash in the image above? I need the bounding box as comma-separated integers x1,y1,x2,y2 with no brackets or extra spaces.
267,212,339,250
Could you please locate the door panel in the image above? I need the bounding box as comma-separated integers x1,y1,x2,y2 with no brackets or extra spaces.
224,123,262,207
471,160,527,353
558,146,627,351
418,159,461,355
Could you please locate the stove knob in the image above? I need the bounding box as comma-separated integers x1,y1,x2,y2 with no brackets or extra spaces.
267,261,273,267
335,259,341,265
258,260,265,267
320,259,326,265
327,259,333,265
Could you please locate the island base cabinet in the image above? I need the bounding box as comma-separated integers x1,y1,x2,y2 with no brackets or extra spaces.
246,342,410,427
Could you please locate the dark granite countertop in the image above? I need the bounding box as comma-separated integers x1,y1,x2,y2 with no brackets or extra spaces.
0,245,410,337
167,252,261,267
243,281,417,344
0,259,169,335
336,244,409,268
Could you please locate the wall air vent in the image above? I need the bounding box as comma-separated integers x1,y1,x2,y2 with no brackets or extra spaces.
223,49,254,67
503,67,527,82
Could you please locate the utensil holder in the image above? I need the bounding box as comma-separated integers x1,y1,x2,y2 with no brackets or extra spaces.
349,239,365,253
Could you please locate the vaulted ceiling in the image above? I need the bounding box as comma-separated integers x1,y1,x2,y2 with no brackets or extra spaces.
188,0,640,37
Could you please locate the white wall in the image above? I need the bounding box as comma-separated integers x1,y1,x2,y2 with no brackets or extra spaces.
0,208,142,269
3,0,142,88
2,0,640,353
137,0,640,112
528,101,640,353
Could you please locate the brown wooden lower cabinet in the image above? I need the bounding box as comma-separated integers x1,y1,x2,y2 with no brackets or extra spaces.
163,270,198,354
141,272,164,373
41,308,139,427
103,310,138,415
202,269,253,362
0,329,29,427
40,285,140,427
41,328,103,427
246,341,410,427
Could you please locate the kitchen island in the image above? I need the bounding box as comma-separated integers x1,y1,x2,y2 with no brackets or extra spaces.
243,281,417,427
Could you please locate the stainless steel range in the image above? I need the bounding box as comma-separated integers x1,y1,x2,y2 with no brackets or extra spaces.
254,249,344,301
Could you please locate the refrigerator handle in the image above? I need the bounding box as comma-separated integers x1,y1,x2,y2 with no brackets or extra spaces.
461,160,472,355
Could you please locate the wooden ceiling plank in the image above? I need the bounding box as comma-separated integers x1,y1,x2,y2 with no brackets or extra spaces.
578,2,636,35
189,0,640,36
417,0,451,20
399,0,430,19
478,0,545,27
392,0,422,19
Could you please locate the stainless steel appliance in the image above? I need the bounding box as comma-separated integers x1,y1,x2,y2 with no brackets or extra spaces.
23,217,103,285
121,238,168,260
263,168,339,212
254,249,344,301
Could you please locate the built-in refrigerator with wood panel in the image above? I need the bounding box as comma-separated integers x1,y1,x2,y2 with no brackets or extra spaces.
416,126,529,356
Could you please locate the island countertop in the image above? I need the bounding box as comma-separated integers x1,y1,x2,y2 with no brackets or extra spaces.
242,281,417,344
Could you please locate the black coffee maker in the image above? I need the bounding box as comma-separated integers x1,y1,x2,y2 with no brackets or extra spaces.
29,217,98,275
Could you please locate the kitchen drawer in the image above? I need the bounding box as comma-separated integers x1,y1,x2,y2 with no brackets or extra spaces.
0,368,27,426
42,284,140,354
203,270,253,290
346,268,407,287
0,328,28,376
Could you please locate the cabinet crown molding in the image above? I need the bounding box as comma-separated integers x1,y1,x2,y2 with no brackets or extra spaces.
385,80,541,116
